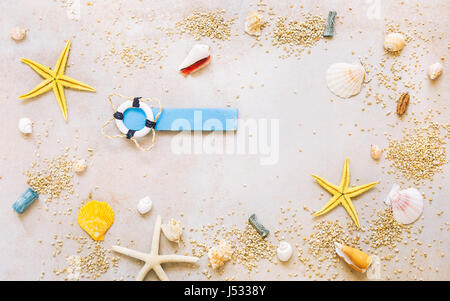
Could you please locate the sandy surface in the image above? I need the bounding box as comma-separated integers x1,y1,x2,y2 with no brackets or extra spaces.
0,0,448,281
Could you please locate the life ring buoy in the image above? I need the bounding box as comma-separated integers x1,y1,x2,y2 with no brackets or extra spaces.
113,97,156,139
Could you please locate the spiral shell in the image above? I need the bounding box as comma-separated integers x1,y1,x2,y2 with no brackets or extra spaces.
244,11,263,36
383,33,406,52
335,242,372,273
428,62,443,80
370,144,383,160
326,62,366,98
277,241,293,262
77,201,114,241
384,184,423,224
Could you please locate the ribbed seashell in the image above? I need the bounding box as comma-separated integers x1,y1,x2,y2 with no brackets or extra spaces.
77,201,114,241
10,27,26,41
73,159,87,173
326,62,366,98
428,62,443,80
335,242,372,273
277,241,293,262
161,218,182,243
18,117,32,134
244,11,263,36
208,240,233,269
383,33,406,52
178,44,210,76
384,184,423,224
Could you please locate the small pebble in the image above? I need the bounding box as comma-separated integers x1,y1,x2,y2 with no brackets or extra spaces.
10,27,26,41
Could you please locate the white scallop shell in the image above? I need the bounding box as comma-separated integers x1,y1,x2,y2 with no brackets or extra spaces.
161,218,182,243
244,11,263,36
384,184,423,224
178,44,210,70
383,33,406,52
136,196,152,215
18,117,32,134
277,241,293,262
428,62,443,80
326,62,366,98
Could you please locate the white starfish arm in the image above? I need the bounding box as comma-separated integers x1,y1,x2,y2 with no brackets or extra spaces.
136,262,153,281
153,264,169,281
151,215,162,255
111,246,148,262
159,254,199,264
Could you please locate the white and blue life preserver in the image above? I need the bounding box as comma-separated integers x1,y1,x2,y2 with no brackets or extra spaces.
113,97,156,139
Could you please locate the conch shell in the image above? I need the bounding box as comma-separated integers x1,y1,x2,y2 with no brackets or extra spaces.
244,11,263,36
428,62,443,80
383,33,406,52
178,44,210,76
335,242,372,273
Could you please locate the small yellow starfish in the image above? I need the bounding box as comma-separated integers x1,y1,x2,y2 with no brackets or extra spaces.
312,158,378,228
19,40,95,120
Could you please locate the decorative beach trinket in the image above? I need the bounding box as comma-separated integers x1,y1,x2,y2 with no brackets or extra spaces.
137,196,153,215
10,27,26,41
73,159,87,173
248,214,270,238
208,240,233,269
396,92,410,116
178,44,211,76
326,62,366,98
277,241,293,262
18,117,32,134
312,158,378,228
13,187,39,214
323,11,337,37
19,40,96,121
384,184,423,225
244,11,263,36
383,33,406,52
335,242,372,273
112,215,199,281
428,62,443,80
370,144,383,160
161,218,182,243
77,200,114,241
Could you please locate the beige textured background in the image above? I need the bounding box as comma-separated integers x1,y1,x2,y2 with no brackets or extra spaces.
0,0,448,280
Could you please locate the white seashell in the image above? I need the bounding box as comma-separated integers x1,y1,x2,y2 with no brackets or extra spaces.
383,33,406,52
208,240,233,269
10,27,26,41
18,117,32,134
370,144,383,160
428,63,443,80
178,44,210,71
136,196,152,215
326,62,366,98
161,218,182,243
384,184,423,224
244,11,263,36
73,159,87,173
277,241,293,262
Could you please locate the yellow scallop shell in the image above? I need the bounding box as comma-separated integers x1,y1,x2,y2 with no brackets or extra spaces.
77,200,114,241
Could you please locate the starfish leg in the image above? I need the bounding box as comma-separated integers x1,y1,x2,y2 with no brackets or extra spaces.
151,216,162,255
338,158,350,190
159,255,199,264
136,263,153,281
312,194,342,217
311,174,340,195
54,40,71,75
19,78,54,99
346,182,379,198
153,264,169,281
58,74,96,92
111,246,148,262
52,81,68,120
21,58,55,79
341,195,361,228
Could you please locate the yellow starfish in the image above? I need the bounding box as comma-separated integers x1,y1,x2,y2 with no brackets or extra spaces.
312,158,378,228
19,40,95,120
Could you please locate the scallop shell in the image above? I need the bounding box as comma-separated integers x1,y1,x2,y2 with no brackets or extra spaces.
428,62,443,80
77,200,114,241
383,33,406,52
161,218,182,243
244,11,263,36
178,44,210,75
10,27,26,41
384,184,423,224
73,159,87,173
277,241,293,262
326,62,366,98
335,242,372,273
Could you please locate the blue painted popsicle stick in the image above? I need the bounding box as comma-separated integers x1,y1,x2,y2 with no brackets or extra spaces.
13,188,39,214
151,108,238,131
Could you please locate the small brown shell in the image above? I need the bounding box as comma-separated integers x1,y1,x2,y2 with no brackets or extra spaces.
396,92,410,116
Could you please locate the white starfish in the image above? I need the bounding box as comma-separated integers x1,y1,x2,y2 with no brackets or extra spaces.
111,215,199,281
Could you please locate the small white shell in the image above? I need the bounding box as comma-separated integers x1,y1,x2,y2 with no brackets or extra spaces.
161,218,182,243
178,44,210,71
136,196,152,215
10,27,26,41
383,33,406,52
428,63,443,80
73,159,87,173
276,241,293,262
326,62,366,98
244,11,263,36
384,184,423,224
370,144,383,160
18,117,32,134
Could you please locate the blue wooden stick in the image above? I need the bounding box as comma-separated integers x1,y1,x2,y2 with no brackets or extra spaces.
13,188,39,214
